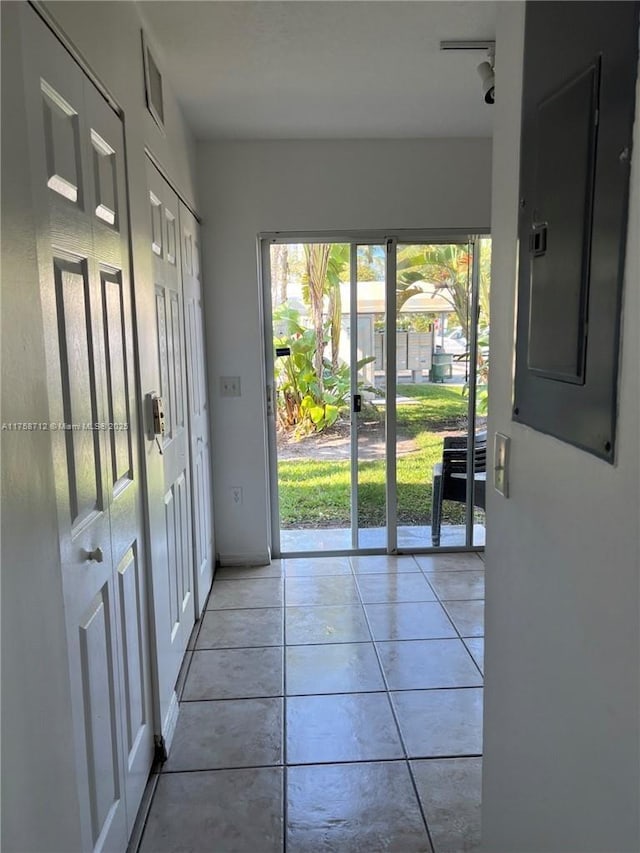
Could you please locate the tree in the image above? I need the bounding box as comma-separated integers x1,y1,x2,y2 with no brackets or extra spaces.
325,244,349,371
302,243,349,384
396,243,475,336
302,244,331,393
271,243,289,305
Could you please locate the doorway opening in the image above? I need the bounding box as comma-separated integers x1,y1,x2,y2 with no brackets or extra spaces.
262,232,490,557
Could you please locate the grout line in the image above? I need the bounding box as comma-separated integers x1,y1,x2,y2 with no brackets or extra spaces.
158,754,483,776
284,637,372,647
461,637,484,675
354,576,409,760
284,600,366,609
202,604,285,612
284,601,363,609
206,603,284,612
406,757,437,852
161,761,286,776
285,573,353,579
179,684,482,702
180,693,285,703
287,753,484,768
285,638,372,648
282,763,288,853
195,642,285,651
190,644,284,653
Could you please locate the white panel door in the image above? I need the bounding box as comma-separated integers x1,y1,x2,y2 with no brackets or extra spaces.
20,8,153,850
146,160,195,711
85,82,153,836
180,202,215,615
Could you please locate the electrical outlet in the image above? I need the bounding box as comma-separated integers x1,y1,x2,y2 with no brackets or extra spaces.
220,376,241,397
230,486,243,506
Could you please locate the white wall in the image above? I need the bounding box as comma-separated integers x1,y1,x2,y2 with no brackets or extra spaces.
482,5,640,851
196,138,492,561
1,3,198,850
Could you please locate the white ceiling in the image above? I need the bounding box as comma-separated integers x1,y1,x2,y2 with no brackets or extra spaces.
138,1,497,140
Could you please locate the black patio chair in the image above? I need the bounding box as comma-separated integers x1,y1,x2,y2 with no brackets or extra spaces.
431,432,487,546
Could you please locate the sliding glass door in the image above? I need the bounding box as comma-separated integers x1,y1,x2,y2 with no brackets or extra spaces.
262,232,489,556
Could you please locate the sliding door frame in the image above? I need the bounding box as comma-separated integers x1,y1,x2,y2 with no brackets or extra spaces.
259,229,488,558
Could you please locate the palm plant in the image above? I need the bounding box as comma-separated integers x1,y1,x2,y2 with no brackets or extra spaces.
396,243,471,334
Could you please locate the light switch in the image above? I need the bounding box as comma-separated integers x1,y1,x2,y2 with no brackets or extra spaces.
220,376,241,397
494,432,510,497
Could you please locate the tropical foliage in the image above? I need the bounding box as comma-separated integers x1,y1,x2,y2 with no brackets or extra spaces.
396,242,491,336
273,305,373,437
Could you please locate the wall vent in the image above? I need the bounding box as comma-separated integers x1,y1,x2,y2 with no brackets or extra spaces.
142,31,165,132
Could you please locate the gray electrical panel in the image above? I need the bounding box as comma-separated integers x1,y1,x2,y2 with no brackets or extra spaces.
513,1,639,461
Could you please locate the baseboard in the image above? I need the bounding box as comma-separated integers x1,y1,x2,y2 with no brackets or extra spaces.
217,550,271,567
161,691,180,754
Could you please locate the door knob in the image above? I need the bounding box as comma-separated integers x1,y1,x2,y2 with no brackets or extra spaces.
86,547,104,563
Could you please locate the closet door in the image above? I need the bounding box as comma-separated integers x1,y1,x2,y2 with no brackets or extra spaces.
20,8,153,850
85,78,153,838
146,160,195,717
180,202,214,615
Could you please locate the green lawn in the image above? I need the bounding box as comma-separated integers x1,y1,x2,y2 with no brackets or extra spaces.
278,383,470,528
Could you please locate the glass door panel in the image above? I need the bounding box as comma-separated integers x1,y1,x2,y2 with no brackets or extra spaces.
472,237,491,547
354,245,386,549
393,242,472,551
270,242,352,552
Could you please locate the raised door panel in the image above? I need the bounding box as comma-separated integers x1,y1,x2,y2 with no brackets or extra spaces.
116,547,147,764
54,256,105,533
174,471,192,616
90,129,118,228
102,270,133,490
169,292,185,435
79,583,124,851
155,285,172,440
41,79,82,205
163,485,181,641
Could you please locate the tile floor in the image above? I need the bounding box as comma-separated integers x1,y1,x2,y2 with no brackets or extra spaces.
136,552,484,853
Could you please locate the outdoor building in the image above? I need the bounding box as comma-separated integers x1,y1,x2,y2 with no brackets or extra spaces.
2,3,639,853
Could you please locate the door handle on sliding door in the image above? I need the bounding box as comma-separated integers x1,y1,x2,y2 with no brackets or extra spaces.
353,394,362,413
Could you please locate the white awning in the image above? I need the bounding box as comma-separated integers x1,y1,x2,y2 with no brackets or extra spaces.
339,280,455,314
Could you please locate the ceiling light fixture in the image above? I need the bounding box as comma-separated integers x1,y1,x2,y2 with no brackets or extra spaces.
439,40,496,106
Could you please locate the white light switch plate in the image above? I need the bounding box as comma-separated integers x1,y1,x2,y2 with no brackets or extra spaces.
220,376,241,397
494,432,510,497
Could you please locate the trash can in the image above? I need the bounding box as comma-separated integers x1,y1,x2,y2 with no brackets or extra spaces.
430,352,453,382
